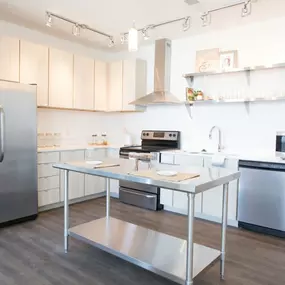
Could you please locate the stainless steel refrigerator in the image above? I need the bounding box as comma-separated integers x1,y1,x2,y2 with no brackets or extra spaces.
0,80,38,225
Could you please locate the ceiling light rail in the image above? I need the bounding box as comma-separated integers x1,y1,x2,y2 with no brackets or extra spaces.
201,0,254,26
121,16,192,41
45,11,114,47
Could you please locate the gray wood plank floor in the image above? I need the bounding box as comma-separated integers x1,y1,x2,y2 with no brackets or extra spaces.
1,198,285,285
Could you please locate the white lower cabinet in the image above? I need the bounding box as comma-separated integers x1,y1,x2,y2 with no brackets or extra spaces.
84,149,107,196
60,150,85,201
38,189,60,207
107,148,120,196
173,154,204,215
202,157,239,221
160,189,173,207
37,151,60,207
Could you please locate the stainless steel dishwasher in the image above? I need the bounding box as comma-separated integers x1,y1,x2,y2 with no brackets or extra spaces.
238,160,285,237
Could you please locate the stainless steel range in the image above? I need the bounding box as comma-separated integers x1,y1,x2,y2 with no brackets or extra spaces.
119,130,180,210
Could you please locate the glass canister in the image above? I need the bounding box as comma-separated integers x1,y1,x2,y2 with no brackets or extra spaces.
102,132,108,145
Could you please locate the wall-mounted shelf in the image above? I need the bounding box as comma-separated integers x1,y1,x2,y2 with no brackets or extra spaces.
183,63,285,80
184,96,285,119
185,96,285,105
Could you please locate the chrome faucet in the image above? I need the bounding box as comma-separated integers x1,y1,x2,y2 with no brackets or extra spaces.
209,126,223,152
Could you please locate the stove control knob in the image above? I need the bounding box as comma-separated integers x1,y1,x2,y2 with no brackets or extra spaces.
146,133,149,136
143,133,146,136
169,134,172,137
173,134,176,137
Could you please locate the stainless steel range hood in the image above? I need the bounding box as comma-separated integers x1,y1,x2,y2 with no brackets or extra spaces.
130,39,182,106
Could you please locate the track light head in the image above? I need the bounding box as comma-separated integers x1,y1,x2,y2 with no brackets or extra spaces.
108,36,115,47
241,1,251,17
120,33,128,44
45,12,52,27
182,16,191,32
72,24,80,36
142,28,150,40
201,12,211,27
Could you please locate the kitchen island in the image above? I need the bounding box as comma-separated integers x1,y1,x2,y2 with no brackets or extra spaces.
53,158,240,285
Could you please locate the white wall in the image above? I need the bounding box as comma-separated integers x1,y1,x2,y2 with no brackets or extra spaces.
110,16,285,155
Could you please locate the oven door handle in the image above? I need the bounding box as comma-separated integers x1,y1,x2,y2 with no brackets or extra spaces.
120,188,155,199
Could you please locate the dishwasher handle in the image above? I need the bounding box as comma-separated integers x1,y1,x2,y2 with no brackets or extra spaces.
239,160,285,171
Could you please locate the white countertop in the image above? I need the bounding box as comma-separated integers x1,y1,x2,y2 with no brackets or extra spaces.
161,149,285,164
37,144,120,152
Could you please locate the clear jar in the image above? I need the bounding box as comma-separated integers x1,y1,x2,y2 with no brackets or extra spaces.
102,132,108,145
92,134,98,145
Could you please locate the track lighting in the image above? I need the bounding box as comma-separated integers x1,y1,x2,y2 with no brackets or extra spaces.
72,24,80,36
142,27,150,40
108,37,115,48
201,12,211,27
120,33,128,44
241,0,251,17
45,12,52,27
45,11,114,47
182,17,191,32
128,21,138,52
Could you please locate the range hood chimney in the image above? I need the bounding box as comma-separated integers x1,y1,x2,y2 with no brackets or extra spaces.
130,39,181,105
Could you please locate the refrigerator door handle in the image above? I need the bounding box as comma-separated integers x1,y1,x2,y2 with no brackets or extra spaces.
0,106,5,162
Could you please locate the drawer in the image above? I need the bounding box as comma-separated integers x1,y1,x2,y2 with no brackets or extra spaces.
119,187,157,210
38,176,60,191
38,152,60,164
160,153,174,164
38,188,60,207
85,149,107,160
38,163,59,178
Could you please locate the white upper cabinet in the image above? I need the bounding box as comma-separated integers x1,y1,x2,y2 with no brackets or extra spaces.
49,48,73,108
122,59,147,110
108,61,123,111
74,54,94,110
20,41,49,106
94,60,108,111
0,37,19,82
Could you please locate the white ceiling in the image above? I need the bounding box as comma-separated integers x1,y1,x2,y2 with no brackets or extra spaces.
0,0,280,51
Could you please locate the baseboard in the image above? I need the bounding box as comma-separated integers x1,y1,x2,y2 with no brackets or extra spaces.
38,191,106,212
163,205,238,228
110,192,119,198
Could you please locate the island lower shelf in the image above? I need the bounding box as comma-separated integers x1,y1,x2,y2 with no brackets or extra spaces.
69,217,221,284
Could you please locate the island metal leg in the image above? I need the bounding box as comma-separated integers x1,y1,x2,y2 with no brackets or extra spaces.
185,193,195,285
106,178,110,218
220,183,229,279
64,170,69,253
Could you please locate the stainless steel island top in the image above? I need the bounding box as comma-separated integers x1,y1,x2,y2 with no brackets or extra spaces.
53,159,240,285
53,158,240,194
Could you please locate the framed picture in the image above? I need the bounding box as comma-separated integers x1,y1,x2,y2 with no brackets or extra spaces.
219,50,238,71
195,48,220,73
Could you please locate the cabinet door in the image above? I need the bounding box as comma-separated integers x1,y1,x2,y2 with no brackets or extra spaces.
0,37,19,82
20,41,48,106
94,61,107,111
74,54,94,110
173,154,204,214
60,150,85,200
202,157,238,220
84,149,107,196
122,59,146,111
38,188,60,207
107,148,119,195
49,48,73,108
108,61,123,111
